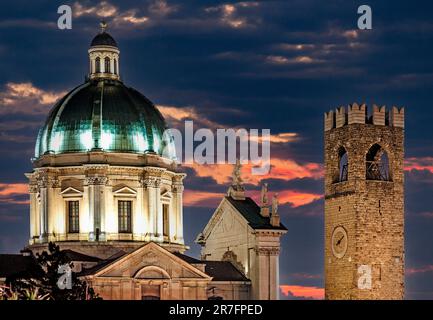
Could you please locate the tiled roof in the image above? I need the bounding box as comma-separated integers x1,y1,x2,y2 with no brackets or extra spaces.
204,261,249,282
173,252,202,264
63,250,102,262
79,252,126,276
174,252,250,282
225,196,287,230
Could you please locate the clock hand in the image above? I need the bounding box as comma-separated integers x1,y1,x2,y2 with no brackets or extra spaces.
336,235,345,246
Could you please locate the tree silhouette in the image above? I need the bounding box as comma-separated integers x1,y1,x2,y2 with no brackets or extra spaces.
4,242,100,300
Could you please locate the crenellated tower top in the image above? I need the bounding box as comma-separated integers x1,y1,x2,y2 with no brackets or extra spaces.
324,103,404,131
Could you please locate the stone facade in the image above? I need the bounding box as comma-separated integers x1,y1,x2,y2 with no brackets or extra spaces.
197,169,287,300
81,243,251,300
26,152,186,258
324,103,405,299
17,25,286,301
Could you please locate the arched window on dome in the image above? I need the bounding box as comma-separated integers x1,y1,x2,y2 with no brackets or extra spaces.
95,57,101,73
104,57,111,73
114,58,117,75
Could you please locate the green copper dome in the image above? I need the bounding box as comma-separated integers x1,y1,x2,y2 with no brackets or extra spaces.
35,79,176,159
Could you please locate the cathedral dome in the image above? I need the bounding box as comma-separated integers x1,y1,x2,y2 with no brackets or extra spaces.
35,22,176,160
34,79,175,159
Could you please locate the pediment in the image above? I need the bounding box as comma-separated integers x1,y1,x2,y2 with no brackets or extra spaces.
113,186,137,196
92,242,211,280
60,187,83,197
198,198,249,242
160,190,172,200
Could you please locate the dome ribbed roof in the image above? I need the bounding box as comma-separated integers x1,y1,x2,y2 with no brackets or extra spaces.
90,32,118,47
35,80,175,159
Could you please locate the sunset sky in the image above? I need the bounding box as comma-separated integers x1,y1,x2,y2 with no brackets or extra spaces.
1,0,433,299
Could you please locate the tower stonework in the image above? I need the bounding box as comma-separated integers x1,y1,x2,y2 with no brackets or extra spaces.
324,103,405,300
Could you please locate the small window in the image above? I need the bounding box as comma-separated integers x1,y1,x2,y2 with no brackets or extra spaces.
104,57,111,73
118,200,132,233
114,58,117,75
95,57,101,73
67,201,79,233
163,204,169,237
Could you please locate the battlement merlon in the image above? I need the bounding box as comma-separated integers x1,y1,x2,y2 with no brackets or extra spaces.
390,106,405,128
323,104,405,131
372,104,386,125
335,106,346,128
324,110,334,131
348,103,366,125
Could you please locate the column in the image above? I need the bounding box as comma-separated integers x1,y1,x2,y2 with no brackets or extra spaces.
47,177,57,240
86,176,107,241
29,184,39,241
255,247,280,300
134,178,146,239
144,169,165,242
81,184,90,238
155,178,163,241
104,180,115,238
172,175,185,244
140,177,149,240
110,58,115,75
38,176,48,242
146,178,156,240
173,183,184,244
53,179,63,237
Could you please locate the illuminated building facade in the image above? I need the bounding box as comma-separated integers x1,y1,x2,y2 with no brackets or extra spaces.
21,24,286,300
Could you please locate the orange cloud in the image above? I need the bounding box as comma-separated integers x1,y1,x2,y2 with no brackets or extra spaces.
183,190,223,207
249,189,321,208
183,188,321,209
0,183,29,205
0,183,28,196
73,1,118,18
158,105,221,129
249,132,299,144
280,285,324,300
405,157,433,173
185,158,323,185
0,82,66,115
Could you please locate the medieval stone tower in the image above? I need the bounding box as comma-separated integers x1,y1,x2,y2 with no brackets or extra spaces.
324,103,405,300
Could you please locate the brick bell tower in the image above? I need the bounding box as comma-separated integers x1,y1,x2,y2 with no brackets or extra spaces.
324,103,405,300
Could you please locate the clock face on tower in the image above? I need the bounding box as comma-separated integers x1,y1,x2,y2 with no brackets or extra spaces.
331,226,348,259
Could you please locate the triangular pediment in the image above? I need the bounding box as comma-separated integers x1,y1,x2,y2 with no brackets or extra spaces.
92,242,211,280
113,186,137,196
60,187,83,196
161,190,172,200
197,197,250,243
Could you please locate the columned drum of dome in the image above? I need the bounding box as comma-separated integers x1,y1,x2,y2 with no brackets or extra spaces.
26,24,184,258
